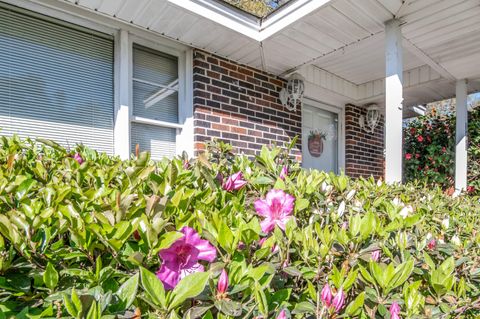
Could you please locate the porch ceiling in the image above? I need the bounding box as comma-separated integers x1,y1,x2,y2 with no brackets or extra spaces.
51,0,480,104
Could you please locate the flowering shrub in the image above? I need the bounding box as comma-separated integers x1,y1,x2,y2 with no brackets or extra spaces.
404,107,480,193
1,135,480,318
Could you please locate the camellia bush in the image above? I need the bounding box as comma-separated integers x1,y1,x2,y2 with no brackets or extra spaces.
1,135,480,319
403,107,480,193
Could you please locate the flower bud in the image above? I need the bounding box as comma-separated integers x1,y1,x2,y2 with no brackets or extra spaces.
217,269,228,295
73,153,83,164
280,166,288,180
331,288,345,312
427,239,436,250
276,309,287,319
389,301,401,319
371,250,380,262
320,283,333,307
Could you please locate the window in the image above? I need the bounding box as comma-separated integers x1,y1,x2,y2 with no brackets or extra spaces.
130,44,183,160
0,6,114,154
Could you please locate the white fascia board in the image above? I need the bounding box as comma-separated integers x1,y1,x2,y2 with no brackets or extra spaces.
167,0,333,42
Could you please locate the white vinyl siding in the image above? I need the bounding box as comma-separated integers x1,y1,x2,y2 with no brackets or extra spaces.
0,7,114,154
131,45,179,159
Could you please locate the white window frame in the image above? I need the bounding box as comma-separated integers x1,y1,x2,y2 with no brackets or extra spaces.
302,98,345,173
127,34,193,159
2,0,194,160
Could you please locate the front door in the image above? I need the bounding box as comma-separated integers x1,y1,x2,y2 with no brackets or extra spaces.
302,103,339,173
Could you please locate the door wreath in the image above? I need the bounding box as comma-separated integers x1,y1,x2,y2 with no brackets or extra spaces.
308,130,326,158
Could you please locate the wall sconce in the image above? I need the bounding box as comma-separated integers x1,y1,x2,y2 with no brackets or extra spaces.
359,104,380,133
280,73,305,112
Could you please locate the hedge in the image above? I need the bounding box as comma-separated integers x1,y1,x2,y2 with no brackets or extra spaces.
0,135,479,318
404,106,480,193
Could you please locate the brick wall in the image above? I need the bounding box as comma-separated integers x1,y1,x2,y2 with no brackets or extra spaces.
192,50,302,158
345,104,384,179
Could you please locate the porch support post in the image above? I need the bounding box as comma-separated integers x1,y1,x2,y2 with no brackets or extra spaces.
384,19,404,183
455,79,468,191
114,30,132,160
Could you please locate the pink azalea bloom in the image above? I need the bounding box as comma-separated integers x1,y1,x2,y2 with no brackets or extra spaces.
223,172,247,191
73,153,83,164
371,250,381,262
321,283,333,307
389,302,401,319
156,227,217,290
276,310,287,319
280,166,288,180
254,189,295,233
331,289,345,312
217,269,229,295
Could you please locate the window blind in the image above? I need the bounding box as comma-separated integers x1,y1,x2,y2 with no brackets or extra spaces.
0,6,114,154
131,45,179,159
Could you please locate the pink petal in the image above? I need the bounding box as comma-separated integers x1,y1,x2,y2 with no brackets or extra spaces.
282,194,295,215
181,226,217,262
260,218,276,233
254,199,271,217
265,189,287,206
179,262,205,281
156,263,180,290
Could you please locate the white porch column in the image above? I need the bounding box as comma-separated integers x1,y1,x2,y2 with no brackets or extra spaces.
114,30,132,159
384,19,404,183
455,79,468,191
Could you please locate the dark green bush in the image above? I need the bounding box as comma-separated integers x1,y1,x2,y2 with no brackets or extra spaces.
404,107,480,193
0,135,479,318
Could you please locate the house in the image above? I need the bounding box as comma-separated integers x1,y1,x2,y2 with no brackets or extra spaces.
1,0,479,190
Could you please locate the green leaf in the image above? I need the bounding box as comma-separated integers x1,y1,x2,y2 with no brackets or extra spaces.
346,292,365,316
43,262,59,291
169,271,210,310
140,267,166,308
114,273,139,311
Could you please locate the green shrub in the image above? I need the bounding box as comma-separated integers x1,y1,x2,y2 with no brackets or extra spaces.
404,107,480,193
0,135,479,318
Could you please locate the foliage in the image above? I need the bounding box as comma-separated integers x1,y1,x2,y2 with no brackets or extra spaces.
1,135,480,318
222,0,287,17
404,106,480,193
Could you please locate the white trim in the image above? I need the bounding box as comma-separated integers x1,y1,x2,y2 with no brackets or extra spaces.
301,98,345,173
167,0,332,41
114,29,132,160
455,79,468,191
131,116,184,130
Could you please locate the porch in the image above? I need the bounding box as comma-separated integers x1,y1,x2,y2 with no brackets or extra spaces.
2,0,480,190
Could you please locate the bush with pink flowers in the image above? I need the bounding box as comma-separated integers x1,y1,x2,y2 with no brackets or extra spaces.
403,107,480,193
1,135,480,318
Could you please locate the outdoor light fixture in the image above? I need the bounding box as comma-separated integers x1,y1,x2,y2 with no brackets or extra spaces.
280,73,305,112
359,104,380,133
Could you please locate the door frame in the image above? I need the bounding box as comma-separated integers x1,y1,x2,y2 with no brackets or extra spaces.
301,98,345,173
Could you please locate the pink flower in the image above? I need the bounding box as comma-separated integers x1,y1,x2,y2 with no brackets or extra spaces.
280,166,288,180
276,310,287,319
321,283,333,307
331,289,345,312
73,153,83,164
217,269,228,297
183,160,190,169
254,189,295,233
222,172,247,191
371,250,381,262
389,302,401,319
405,153,412,160
427,239,436,250
156,227,217,290
417,136,424,142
